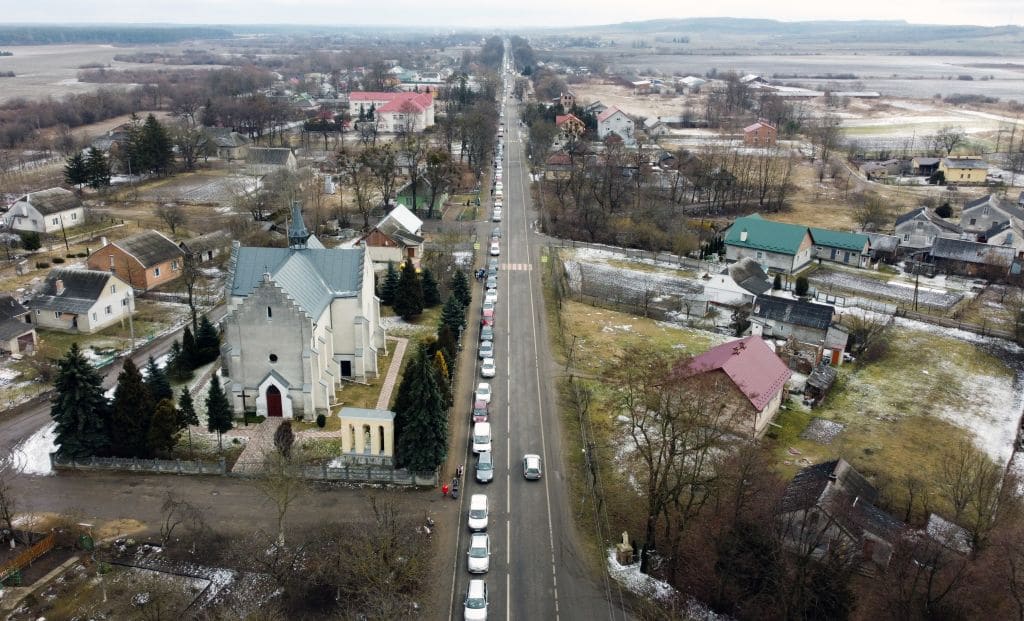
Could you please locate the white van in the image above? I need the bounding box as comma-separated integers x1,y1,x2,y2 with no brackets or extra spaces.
472,422,492,453
468,494,489,531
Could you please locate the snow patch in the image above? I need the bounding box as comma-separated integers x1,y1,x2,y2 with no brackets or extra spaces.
606,548,677,603
9,422,57,476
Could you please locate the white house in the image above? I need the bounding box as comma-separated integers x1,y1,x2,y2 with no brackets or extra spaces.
597,106,635,144
27,268,133,334
221,203,385,421
348,92,435,133
3,188,85,234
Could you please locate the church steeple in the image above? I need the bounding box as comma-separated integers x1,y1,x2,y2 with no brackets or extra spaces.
288,200,310,249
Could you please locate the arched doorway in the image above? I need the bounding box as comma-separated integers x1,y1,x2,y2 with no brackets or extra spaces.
266,385,283,417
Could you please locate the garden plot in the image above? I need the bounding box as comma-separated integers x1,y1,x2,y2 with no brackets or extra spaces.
808,267,963,309
136,172,257,205
564,248,703,311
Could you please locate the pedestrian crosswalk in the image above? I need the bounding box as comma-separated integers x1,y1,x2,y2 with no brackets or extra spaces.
501,263,533,271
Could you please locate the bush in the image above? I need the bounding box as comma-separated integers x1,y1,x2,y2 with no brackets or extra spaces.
76,252,88,258
935,203,953,218
51,257,65,264
795,276,809,297
35,261,50,269
316,413,326,428
65,252,76,258
19,231,41,251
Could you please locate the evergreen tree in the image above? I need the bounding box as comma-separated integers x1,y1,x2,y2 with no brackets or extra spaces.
50,343,110,458
109,358,154,458
394,344,447,471
136,114,174,174
421,268,441,308
435,324,458,368
393,260,424,320
439,294,466,335
181,326,198,370
273,420,295,459
795,276,810,297
177,388,199,457
433,350,453,409
19,231,41,251
144,355,173,403
84,147,111,189
64,152,88,188
195,315,220,365
205,374,233,450
147,398,180,456
380,261,400,306
450,269,471,308
166,340,193,382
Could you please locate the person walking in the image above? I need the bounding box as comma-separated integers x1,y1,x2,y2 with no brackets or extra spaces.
442,482,449,497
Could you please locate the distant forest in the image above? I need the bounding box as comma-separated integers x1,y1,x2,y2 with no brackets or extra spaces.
0,26,232,45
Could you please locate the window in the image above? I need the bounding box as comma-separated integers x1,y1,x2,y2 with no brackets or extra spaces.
110,284,117,294
105,305,112,315
122,298,128,306
54,311,62,319
269,354,278,363
970,218,977,225
92,312,97,321
172,260,179,270
903,234,909,241
109,255,115,267
52,217,59,225
154,267,161,277
70,212,77,220
267,306,273,319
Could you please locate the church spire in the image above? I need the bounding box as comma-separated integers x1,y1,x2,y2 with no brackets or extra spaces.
288,200,310,249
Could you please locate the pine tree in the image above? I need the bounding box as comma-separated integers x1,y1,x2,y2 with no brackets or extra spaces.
393,260,424,320
205,374,233,450
195,315,220,365
421,268,441,308
433,350,453,409
380,261,400,306
147,398,180,456
50,343,110,458
177,388,199,457
109,358,154,458
439,294,466,335
84,147,111,189
136,114,174,174
435,324,458,368
64,152,88,188
274,420,295,459
450,269,471,308
394,343,447,471
145,355,173,403
182,326,198,371
166,340,193,382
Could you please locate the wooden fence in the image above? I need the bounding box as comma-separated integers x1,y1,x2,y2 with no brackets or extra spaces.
0,531,56,582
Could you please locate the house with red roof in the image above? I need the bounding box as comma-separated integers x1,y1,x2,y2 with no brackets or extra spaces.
676,335,792,438
554,113,586,149
743,119,777,147
347,92,435,133
597,106,635,144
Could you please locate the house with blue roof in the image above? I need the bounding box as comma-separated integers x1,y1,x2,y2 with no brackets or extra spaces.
221,202,384,421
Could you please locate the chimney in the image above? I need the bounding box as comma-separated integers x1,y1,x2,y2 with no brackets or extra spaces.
740,229,748,242
55,279,65,295
100,236,108,247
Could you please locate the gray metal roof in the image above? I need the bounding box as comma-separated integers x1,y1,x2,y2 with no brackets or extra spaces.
22,188,81,216
28,268,116,315
0,295,31,342
0,295,27,322
962,194,1024,223
752,296,834,330
866,233,900,253
230,246,365,317
340,406,395,421
180,230,231,256
895,207,961,232
247,147,294,165
728,257,772,296
930,237,1015,265
113,230,184,267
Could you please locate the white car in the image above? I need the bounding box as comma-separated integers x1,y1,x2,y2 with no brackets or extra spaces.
467,533,491,574
481,357,496,378
464,579,489,620
523,454,543,480
490,242,500,256
484,289,498,305
491,210,502,223
475,382,492,404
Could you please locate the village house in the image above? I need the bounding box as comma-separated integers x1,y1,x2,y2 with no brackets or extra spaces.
809,228,872,267
959,194,1024,239
204,127,251,161
597,106,635,144
558,91,576,111
2,188,85,234
0,294,36,355
357,204,425,271
894,207,962,252
865,232,901,263
87,230,185,291
395,177,446,215
179,230,232,265
643,117,672,137
724,214,814,274
554,113,586,149
743,119,777,147
749,296,849,366
347,91,435,133
221,203,385,422
780,459,906,569
910,157,941,176
246,148,298,176
544,152,574,181
939,157,988,185
928,237,1016,277
675,335,792,438
27,268,133,334
583,101,607,117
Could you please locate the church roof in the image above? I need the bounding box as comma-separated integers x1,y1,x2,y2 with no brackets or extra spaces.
230,246,365,317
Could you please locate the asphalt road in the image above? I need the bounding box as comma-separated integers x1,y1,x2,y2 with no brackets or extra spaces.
448,61,631,621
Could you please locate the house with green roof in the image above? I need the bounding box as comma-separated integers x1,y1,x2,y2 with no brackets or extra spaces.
724,215,814,273
221,202,385,422
809,228,871,268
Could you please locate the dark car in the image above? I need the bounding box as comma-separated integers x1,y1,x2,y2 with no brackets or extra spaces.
472,399,489,423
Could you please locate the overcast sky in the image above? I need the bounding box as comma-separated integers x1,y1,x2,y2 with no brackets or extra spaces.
2,0,1020,28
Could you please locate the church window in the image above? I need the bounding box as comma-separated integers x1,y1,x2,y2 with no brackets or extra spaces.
269,354,278,363
267,306,272,319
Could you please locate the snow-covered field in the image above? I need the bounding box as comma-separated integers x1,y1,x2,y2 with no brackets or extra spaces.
809,268,963,309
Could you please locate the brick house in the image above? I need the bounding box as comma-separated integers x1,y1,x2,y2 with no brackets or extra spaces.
87,230,185,291
743,119,777,147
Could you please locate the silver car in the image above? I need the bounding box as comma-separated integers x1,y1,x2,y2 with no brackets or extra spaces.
467,533,491,573
523,454,543,480
475,451,494,484
478,340,494,359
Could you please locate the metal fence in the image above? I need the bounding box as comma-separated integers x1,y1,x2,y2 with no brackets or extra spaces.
50,453,227,475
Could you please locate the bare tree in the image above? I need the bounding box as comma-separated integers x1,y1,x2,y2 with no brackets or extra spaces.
933,126,967,156
853,191,894,232
155,203,187,235
158,492,205,548
255,451,307,546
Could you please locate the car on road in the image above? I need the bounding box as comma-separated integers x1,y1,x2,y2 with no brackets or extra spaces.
475,451,494,484
486,266,497,278
480,326,494,342
464,578,489,620
485,275,497,289
491,228,502,239
478,340,493,360
472,422,492,453
482,300,496,313
481,357,496,378
475,382,492,404
481,308,495,327
484,289,498,305
491,210,502,222
467,533,491,573
468,494,489,531
472,399,489,423
523,454,543,480
489,242,500,256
